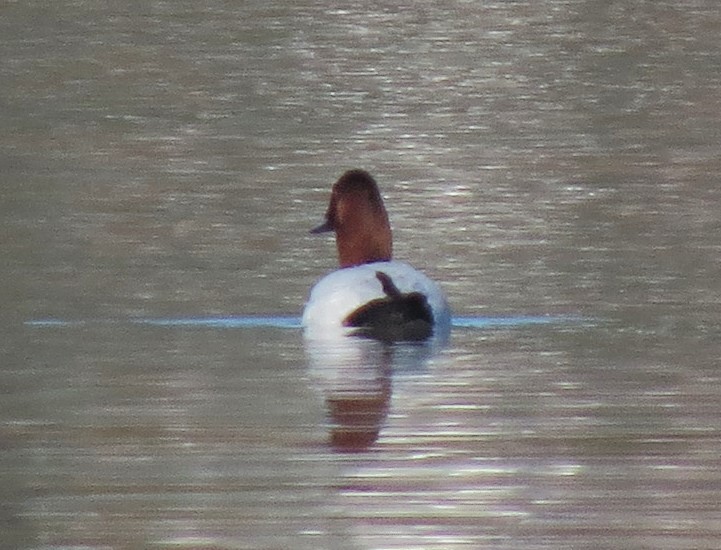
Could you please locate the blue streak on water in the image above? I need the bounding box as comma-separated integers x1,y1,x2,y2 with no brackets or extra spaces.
452,315,587,328
137,316,302,329
25,315,588,329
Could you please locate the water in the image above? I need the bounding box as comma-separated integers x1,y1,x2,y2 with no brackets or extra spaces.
3,1,721,548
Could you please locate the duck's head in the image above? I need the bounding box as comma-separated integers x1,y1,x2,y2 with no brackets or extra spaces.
311,169,392,268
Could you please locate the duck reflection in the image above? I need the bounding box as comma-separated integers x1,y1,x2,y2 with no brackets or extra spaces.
322,341,393,451
304,336,446,452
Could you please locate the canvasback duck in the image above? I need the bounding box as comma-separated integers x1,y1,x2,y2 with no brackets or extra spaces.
302,169,451,341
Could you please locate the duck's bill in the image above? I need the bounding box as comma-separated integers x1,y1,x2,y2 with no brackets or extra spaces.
310,220,334,234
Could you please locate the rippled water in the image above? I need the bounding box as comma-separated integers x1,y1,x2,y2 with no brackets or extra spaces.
3,1,721,548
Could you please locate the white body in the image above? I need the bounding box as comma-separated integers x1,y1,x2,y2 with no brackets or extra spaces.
302,260,451,340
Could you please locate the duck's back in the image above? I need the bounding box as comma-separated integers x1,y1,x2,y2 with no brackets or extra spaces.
302,261,451,340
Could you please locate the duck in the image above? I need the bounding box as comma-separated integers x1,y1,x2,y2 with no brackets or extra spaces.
302,169,451,342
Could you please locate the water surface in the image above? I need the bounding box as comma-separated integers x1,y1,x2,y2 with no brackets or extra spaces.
3,1,721,548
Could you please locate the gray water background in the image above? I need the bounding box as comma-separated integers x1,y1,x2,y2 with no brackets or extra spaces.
3,1,721,548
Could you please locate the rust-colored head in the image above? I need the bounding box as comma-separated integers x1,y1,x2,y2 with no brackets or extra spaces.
311,170,392,267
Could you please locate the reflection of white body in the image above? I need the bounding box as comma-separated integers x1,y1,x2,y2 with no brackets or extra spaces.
304,336,393,389
302,260,451,340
